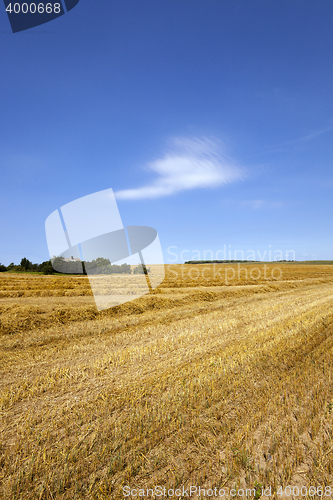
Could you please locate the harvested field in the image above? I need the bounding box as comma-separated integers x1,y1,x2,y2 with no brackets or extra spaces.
1,264,333,499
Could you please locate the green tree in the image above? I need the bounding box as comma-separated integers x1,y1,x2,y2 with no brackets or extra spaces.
20,257,32,271
133,264,150,275
38,260,54,275
85,257,112,275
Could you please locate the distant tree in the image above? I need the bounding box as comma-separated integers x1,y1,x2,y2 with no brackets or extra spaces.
117,263,131,274
52,256,67,274
0,263,6,272
85,257,112,275
6,263,25,272
38,260,54,275
7,262,21,272
133,264,150,275
108,263,131,274
20,257,32,271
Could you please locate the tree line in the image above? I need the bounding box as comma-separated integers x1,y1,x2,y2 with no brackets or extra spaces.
0,257,150,275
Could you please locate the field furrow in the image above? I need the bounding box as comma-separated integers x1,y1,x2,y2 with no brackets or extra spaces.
1,265,333,499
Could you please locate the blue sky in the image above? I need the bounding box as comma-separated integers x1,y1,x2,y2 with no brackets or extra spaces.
0,0,332,265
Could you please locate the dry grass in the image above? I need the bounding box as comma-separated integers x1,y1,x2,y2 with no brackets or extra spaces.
1,264,333,499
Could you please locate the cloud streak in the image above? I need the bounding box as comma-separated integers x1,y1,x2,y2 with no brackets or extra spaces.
241,199,285,210
115,136,245,200
289,126,332,144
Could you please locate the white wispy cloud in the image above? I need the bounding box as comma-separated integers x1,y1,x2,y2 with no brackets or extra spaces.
289,126,332,144
115,136,245,200
241,200,285,210
242,200,266,209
